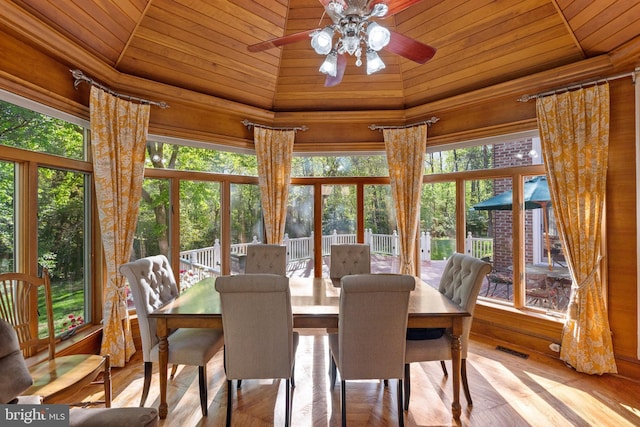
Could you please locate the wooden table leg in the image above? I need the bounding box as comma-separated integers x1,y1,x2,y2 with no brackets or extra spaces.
450,317,463,419
157,318,169,419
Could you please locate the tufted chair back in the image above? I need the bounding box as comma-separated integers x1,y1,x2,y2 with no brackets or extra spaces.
438,252,492,352
245,244,287,275
120,255,179,362
329,244,371,283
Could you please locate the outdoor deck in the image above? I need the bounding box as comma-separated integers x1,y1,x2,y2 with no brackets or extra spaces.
287,255,567,313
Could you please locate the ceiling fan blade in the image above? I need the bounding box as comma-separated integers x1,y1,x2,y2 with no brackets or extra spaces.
384,30,436,64
248,29,318,52
370,0,425,17
324,54,347,87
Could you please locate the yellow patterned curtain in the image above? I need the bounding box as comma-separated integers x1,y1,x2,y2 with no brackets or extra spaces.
90,87,150,367
254,127,295,244
383,125,427,275
536,84,617,374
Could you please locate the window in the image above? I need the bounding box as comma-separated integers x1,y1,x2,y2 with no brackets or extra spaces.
364,184,396,273
0,94,92,336
0,161,14,273
146,139,257,175
292,155,388,177
179,180,221,290
38,167,90,335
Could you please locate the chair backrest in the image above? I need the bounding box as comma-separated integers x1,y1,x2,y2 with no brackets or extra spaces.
215,274,294,380
338,274,415,380
329,244,371,280
438,253,492,350
0,271,55,359
119,255,179,361
244,244,287,275
0,318,34,403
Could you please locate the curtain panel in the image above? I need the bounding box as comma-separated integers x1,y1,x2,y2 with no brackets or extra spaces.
536,83,617,374
90,87,150,367
254,127,295,245
383,125,427,276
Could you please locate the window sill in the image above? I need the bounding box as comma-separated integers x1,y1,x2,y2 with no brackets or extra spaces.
24,324,103,368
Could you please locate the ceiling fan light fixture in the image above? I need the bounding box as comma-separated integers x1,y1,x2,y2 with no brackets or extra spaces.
311,27,334,55
366,49,385,74
319,50,338,77
369,3,389,18
367,22,390,51
342,35,360,56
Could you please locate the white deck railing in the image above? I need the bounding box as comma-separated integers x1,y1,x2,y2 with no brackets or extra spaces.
179,230,493,289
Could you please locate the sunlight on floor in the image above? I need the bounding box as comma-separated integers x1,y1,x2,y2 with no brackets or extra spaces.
472,353,569,425
526,371,640,426
619,402,640,418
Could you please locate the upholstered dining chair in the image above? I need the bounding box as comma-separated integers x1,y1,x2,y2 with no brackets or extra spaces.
120,255,224,416
215,273,299,427
404,253,491,410
329,243,371,286
0,270,111,407
244,244,287,275
0,318,159,427
328,273,415,427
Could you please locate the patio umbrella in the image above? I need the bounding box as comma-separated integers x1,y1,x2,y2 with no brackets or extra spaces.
473,176,553,270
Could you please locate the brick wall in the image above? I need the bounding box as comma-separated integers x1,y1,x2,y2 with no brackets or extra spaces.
491,139,535,272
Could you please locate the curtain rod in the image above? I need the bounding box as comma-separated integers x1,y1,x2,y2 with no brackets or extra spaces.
369,116,440,131
517,69,638,102
241,119,308,132
70,69,169,109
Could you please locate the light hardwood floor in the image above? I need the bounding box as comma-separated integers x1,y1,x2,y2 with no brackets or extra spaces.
76,330,640,426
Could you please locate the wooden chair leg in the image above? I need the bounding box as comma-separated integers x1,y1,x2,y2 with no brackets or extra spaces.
403,364,410,411
103,354,111,407
341,380,346,427
226,379,232,427
198,365,208,416
397,379,404,427
440,360,448,377
461,359,472,405
170,364,179,380
140,362,152,407
291,361,296,388
285,378,291,427
330,354,337,391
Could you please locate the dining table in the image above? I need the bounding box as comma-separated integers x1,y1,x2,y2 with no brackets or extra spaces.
149,275,471,420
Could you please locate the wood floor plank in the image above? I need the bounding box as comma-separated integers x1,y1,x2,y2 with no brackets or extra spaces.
70,330,640,426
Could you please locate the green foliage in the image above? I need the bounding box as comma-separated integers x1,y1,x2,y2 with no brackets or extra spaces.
0,100,84,158
292,155,388,177
0,161,13,271
431,239,456,260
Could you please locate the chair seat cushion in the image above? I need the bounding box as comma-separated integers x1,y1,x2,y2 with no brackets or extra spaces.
405,335,453,363
69,407,158,427
150,328,223,366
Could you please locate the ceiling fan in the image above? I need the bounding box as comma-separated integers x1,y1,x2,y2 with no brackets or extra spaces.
247,0,436,87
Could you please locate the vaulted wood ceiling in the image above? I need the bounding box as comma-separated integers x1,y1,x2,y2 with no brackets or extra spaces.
6,0,640,115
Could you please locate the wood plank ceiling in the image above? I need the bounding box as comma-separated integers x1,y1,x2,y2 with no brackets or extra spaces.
6,0,640,113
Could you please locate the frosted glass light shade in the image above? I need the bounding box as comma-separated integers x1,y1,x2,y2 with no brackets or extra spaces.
319,52,338,76
366,50,385,74
367,22,390,51
311,27,334,55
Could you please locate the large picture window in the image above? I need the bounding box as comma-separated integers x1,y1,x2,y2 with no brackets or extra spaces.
0,94,92,336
